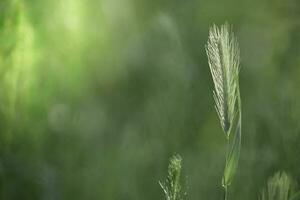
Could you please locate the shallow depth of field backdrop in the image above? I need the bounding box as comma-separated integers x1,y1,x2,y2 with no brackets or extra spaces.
0,0,300,199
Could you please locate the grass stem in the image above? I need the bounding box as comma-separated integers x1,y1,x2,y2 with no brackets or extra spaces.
224,185,228,200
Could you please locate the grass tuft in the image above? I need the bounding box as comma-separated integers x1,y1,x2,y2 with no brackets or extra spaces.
160,155,185,200
260,172,292,200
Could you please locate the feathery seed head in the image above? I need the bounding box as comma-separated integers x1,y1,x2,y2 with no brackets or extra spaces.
206,23,240,136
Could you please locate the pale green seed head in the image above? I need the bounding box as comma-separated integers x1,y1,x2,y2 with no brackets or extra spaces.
206,23,240,137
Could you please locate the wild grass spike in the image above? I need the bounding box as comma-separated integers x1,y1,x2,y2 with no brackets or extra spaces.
206,23,240,137
160,155,184,200
206,23,242,200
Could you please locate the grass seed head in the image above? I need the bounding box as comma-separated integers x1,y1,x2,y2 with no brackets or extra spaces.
206,23,240,137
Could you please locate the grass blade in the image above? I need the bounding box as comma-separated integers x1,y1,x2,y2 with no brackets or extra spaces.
223,118,241,186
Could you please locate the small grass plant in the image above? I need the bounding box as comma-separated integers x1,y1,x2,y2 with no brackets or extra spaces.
261,172,300,200
160,155,185,200
206,23,242,200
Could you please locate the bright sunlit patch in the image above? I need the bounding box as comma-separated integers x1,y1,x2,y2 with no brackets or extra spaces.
1,1,36,114
58,0,85,41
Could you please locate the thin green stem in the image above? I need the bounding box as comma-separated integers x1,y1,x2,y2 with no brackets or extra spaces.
223,185,228,200
223,138,230,200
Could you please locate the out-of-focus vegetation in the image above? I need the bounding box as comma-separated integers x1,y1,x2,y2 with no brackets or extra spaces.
0,0,300,199
260,172,293,200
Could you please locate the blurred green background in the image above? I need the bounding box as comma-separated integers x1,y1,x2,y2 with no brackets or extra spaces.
0,0,300,199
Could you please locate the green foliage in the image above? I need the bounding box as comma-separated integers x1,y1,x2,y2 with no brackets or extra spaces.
223,118,241,187
0,0,300,199
290,192,300,200
160,155,184,200
260,172,294,200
